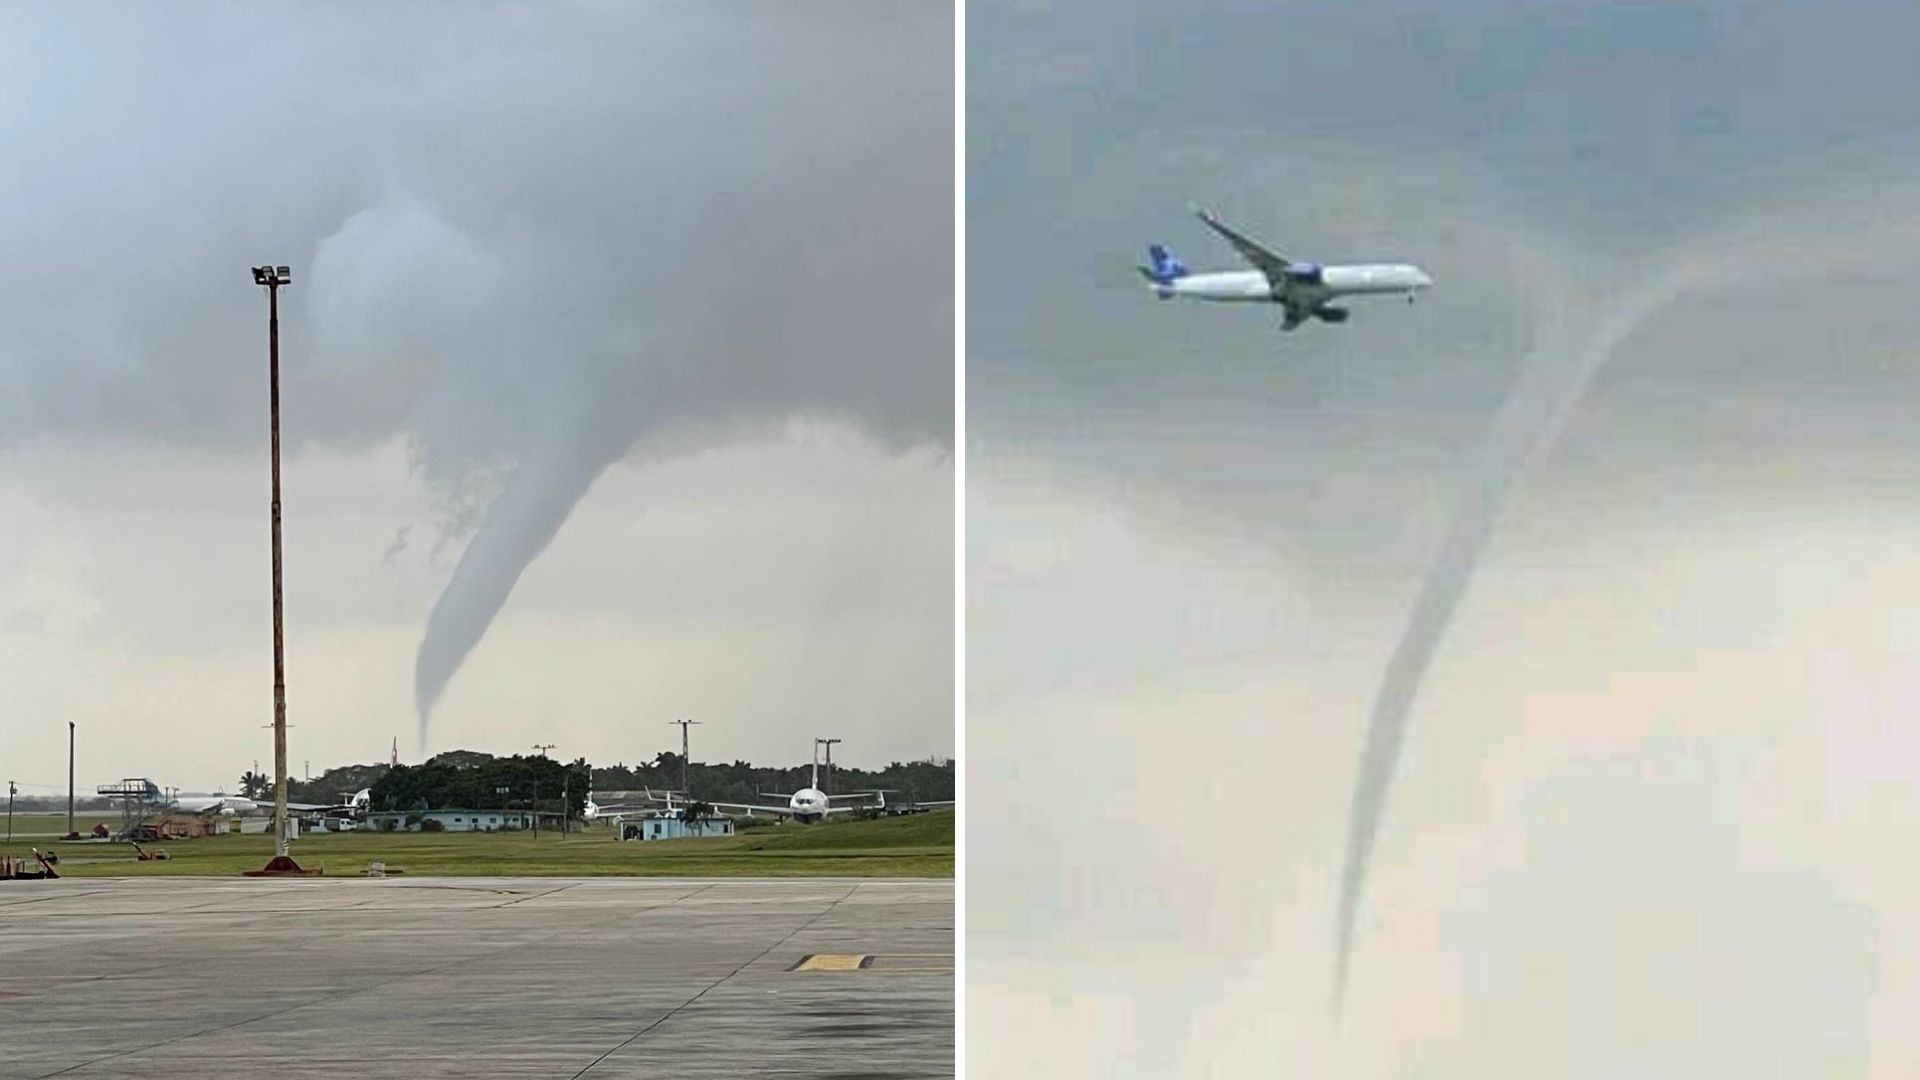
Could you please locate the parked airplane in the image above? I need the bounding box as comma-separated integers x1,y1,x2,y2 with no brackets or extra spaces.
1138,207,1433,331
285,788,370,819
584,792,646,823
696,759,881,825
166,793,258,816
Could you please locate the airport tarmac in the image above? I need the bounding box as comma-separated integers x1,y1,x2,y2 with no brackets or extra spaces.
0,876,953,1078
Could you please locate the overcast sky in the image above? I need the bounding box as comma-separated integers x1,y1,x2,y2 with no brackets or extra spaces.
0,1,953,796
969,1,1920,1075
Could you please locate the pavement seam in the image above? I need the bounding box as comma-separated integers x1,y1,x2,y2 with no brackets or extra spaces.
389,883,522,896
0,960,183,996
0,890,112,911
495,881,584,907
568,881,864,1078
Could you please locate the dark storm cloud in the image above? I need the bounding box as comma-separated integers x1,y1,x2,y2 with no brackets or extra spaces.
2,2,952,743
969,0,1920,650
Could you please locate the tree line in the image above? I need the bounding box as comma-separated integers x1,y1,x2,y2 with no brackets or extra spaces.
10,752,954,817
368,753,589,816
590,753,955,807
245,749,954,814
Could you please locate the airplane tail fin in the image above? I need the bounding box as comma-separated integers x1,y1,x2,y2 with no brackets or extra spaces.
1137,243,1189,286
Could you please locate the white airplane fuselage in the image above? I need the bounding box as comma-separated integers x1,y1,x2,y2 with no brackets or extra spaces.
170,795,258,816
787,787,830,823
1149,264,1432,304
585,797,640,822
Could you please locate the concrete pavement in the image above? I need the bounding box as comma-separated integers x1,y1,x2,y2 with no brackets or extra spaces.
0,876,953,1078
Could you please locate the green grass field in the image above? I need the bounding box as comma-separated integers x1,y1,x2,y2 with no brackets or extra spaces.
4,812,120,840
6,810,952,879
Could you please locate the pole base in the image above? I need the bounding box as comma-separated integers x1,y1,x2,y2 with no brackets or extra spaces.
244,855,320,876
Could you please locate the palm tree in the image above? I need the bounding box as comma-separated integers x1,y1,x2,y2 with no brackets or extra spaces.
238,770,270,800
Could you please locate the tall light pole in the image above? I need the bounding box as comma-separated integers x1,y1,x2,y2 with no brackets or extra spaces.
253,264,299,869
816,737,842,795
67,721,76,839
6,780,15,850
667,719,698,800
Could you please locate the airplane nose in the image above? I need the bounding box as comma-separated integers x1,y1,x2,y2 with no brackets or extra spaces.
1416,269,1434,287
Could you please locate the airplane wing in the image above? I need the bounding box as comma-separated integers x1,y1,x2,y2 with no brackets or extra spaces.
1193,207,1291,282
705,801,864,818
706,800,799,817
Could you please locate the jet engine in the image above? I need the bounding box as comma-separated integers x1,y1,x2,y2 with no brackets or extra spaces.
1283,262,1324,285
1314,305,1350,323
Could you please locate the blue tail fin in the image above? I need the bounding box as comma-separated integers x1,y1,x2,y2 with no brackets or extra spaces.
1140,243,1188,285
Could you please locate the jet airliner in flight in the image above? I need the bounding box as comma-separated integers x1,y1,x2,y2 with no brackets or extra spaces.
1139,207,1433,331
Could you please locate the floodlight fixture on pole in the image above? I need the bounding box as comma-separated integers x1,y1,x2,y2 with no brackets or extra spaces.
668,719,699,801
815,738,842,795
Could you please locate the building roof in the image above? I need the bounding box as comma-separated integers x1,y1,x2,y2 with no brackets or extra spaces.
366,808,544,816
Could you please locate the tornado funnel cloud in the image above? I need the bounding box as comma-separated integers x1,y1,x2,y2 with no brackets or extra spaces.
413,443,614,753
1334,271,1692,1008
1331,186,1920,1008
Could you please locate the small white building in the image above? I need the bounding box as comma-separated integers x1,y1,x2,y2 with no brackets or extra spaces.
618,810,736,842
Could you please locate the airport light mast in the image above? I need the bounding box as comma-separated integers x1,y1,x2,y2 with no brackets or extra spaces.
251,263,302,873
815,737,841,794
668,719,698,801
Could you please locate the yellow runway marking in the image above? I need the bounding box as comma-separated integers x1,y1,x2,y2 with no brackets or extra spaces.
791,954,869,971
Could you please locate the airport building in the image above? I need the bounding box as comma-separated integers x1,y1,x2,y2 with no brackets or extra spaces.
364,809,562,833
618,812,737,842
